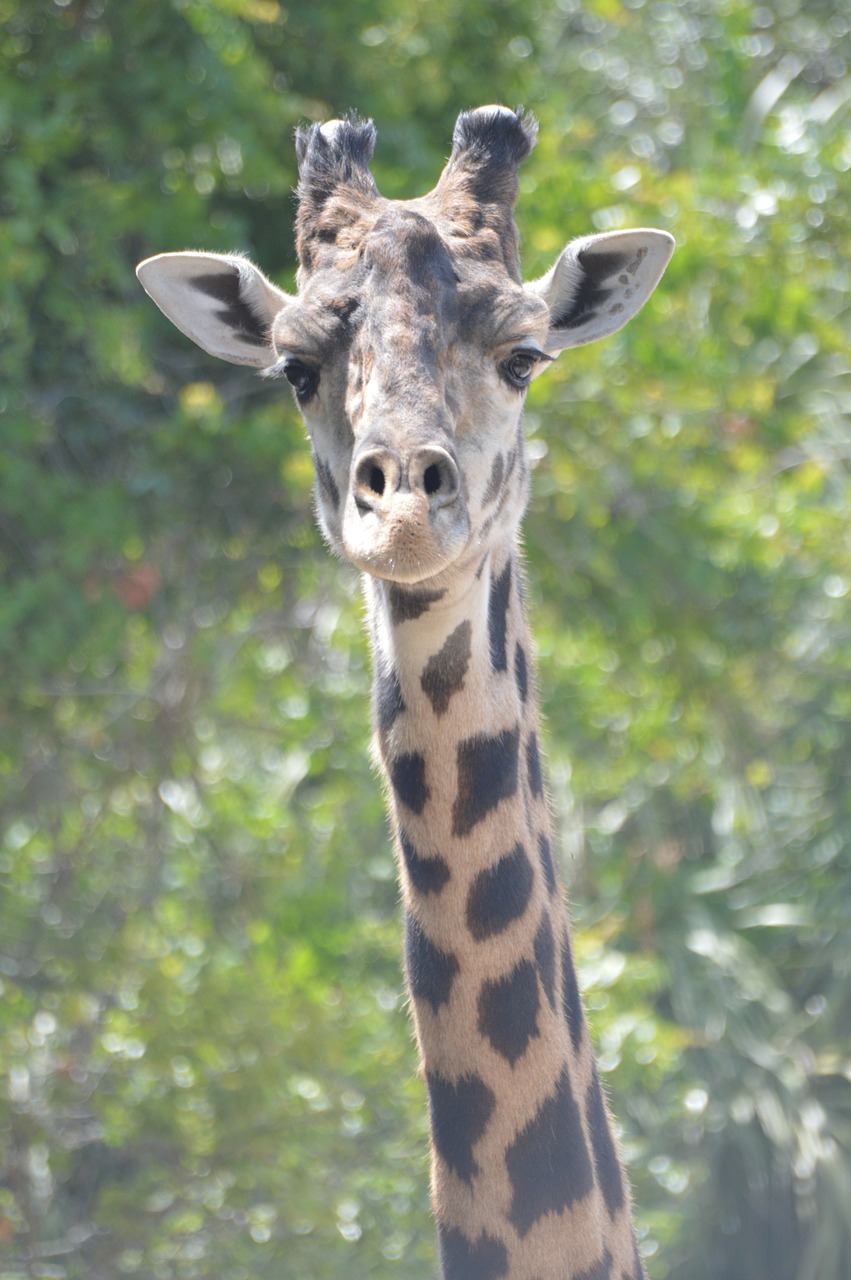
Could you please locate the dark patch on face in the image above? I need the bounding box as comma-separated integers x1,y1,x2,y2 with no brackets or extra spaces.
453,228,504,264
514,643,528,705
391,751,430,814
576,1249,614,1280
329,294,360,325
561,934,585,1052
466,843,534,942
526,731,543,799
551,249,629,332
399,829,450,895
533,912,556,1010
482,450,520,533
190,271,269,347
373,658,405,736
477,958,540,1066
488,560,512,673
538,833,557,897
437,1227,508,1280
388,583,446,625
487,481,517,535
421,620,472,716
452,726,520,837
365,206,460,293
426,1070,496,1184
483,453,505,506
315,456,340,511
586,1070,626,1220
297,192,378,274
505,1065,595,1237
405,911,459,1014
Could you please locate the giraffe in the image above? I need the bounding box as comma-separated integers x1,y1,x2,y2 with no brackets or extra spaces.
136,106,674,1280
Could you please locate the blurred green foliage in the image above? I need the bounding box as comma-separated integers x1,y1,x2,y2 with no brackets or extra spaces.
1,0,850,1277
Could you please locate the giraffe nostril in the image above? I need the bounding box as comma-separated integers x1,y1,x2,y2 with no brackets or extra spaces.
353,447,401,511
410,447,460,508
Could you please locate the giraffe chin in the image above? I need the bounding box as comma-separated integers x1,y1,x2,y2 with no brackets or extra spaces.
343,542,465,587
342,501,471,586
342,530,471,586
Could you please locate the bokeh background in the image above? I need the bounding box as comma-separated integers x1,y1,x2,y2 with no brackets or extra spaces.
2,1,851,1277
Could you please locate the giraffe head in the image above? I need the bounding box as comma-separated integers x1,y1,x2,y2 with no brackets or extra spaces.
137,108,673,587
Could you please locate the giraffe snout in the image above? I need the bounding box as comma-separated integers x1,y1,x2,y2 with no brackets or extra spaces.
346,440,468,581
352,444,460,514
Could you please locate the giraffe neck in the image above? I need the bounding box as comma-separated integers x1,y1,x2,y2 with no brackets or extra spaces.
367,540,645,1280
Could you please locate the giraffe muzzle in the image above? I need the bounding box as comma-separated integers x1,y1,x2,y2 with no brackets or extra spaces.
352,444,460,515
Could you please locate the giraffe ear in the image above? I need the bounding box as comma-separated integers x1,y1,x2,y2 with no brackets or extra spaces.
136,252,290,368
528,230,674,352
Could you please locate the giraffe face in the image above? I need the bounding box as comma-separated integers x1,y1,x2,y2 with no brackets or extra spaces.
136,108,674,586
270,204,551,586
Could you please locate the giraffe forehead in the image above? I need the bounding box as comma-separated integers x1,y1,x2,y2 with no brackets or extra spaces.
361,207,458,288
285,262,545,367
280,203,549,401
298,196,539,319
353,211,462,363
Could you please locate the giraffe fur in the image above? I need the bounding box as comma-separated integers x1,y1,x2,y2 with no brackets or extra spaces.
136,105,674,1280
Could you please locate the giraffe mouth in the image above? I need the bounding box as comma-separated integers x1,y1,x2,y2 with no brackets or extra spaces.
341,492,471,585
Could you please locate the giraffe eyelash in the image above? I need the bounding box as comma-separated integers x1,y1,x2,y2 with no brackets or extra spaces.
500,348,552,390
266,355,320,402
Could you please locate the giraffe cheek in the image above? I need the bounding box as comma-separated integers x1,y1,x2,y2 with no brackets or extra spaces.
313,459,346,546
314,456,341,511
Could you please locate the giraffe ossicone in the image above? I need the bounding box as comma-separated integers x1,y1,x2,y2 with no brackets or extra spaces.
137,106,674,1280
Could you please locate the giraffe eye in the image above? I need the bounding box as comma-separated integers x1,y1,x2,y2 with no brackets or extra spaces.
500,349,542,390
282,358,319,402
